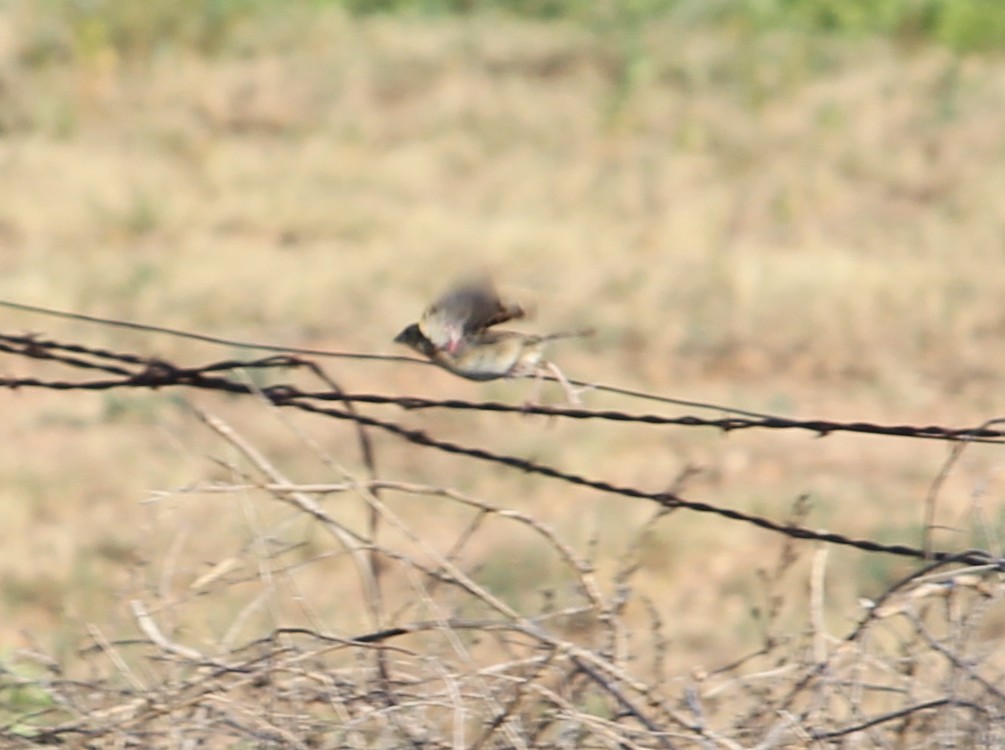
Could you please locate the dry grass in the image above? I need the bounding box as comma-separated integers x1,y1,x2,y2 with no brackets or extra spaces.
0,2,1004,745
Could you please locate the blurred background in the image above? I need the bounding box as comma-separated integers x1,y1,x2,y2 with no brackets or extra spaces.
0,0,1003,690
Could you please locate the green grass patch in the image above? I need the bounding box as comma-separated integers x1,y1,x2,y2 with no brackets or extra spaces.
22,0,1005,61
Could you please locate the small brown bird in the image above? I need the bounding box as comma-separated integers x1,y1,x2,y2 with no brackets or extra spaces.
416,279,525,354
394,324,592,403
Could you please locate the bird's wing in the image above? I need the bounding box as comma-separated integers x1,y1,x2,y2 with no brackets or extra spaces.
418,280,525,347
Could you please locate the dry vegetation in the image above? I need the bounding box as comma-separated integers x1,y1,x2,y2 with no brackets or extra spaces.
0,1,1004,746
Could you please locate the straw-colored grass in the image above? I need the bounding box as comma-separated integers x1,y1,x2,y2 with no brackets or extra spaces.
0,2,1003,744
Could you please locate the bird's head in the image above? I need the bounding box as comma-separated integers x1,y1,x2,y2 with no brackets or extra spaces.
394,323,437,357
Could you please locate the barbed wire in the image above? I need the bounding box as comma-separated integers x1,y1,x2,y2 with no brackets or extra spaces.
3,332,1005,444
1,331,1001,570
305,393,1005,444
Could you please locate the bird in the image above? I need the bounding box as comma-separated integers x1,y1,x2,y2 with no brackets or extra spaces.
394,323,592,404
416,279,526,354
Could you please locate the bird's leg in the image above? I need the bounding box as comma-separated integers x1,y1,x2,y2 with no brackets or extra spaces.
521,368,547,412
544,362,591,406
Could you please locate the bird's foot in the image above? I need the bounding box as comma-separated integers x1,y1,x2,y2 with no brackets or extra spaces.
545,362,590,407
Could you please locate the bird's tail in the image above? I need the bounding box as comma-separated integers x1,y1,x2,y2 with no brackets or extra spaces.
536,327,595,343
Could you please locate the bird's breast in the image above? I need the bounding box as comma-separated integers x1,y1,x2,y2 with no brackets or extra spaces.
440,341,524,381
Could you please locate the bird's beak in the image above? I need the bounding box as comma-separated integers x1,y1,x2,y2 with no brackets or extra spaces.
394,324,432,355
394,324,421,345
